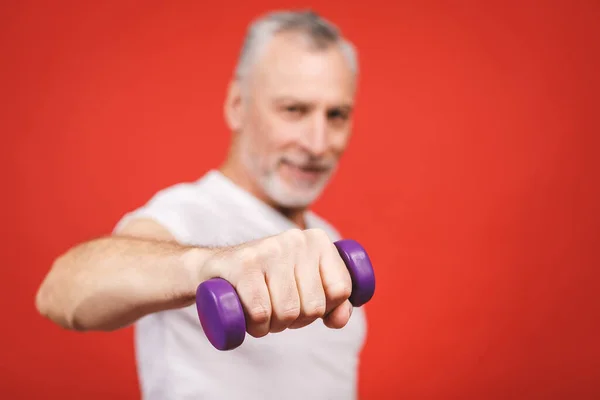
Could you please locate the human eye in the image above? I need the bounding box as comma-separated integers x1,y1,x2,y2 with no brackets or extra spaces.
281,103,308,118
327,107,351,121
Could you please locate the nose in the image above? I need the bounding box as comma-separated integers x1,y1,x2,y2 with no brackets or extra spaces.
301,114,328,157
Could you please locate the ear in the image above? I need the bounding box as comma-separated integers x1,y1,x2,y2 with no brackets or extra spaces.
224,80,244,132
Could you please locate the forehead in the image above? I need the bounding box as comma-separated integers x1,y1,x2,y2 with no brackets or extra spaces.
251,32,356,104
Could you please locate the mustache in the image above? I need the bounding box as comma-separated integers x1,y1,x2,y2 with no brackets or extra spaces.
279,156,336,171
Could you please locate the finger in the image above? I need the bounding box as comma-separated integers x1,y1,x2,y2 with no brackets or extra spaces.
266,261,301,333
236,272,272,338
320,242,353,314
323,300,353,329
288,246,326,329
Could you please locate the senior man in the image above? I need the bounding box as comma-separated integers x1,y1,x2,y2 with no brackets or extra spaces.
36,9,368,400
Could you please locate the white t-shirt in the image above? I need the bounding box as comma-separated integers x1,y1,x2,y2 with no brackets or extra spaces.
114,170,367,400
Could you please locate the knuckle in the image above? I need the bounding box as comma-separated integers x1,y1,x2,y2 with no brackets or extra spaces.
238,247,259,269
303,298,326,318
276,288,301,321
327,281,352,302
306,228,330,243
258,237,282,259
237,273,271,324
278,304,301,322
232,257,260,284
248,305,270,325
284,228,306,246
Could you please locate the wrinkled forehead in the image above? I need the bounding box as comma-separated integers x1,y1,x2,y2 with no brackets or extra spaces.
250,32,357,105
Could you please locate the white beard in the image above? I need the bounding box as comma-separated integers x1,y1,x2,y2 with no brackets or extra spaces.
259,167,333,208
240,142,334,208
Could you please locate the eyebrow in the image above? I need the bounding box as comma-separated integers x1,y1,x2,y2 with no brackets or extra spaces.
273,96,354,110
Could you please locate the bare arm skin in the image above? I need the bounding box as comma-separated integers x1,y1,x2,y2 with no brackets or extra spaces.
34,218,211,331
35,220,354,335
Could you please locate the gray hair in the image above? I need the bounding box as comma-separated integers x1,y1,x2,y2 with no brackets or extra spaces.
234,10,359,82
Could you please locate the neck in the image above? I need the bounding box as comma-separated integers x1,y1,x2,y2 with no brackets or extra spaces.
219,158,308,230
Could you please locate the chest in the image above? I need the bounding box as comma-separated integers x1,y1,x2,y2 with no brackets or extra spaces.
183,198,333,249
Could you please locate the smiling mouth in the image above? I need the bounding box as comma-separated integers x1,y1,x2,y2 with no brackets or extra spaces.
280,159,331,173
279,159,333,184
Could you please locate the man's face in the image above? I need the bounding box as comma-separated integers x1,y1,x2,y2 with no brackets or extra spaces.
236,33,357,208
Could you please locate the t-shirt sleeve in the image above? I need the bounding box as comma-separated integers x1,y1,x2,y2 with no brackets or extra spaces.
112,186,194,245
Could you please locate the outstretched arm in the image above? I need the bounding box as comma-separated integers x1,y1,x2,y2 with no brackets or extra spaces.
35,221,354,337
35,218,211,331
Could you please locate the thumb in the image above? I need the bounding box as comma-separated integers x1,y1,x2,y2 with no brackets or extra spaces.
323,300,353,329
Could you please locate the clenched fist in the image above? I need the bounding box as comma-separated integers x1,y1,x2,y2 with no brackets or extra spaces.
198,228,355,339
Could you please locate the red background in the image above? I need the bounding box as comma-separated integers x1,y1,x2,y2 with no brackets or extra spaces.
2,1,599,398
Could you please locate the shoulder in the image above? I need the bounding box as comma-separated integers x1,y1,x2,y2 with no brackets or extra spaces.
113,171,221,243
306,211,343,242
146,170,222,206
144,181,207,209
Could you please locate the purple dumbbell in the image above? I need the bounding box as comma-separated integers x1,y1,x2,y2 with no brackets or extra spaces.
195,239,376,351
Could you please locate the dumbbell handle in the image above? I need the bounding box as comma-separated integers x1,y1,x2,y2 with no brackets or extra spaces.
195,239,376,351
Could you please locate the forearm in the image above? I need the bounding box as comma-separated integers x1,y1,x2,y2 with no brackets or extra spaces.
35,236,211,332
